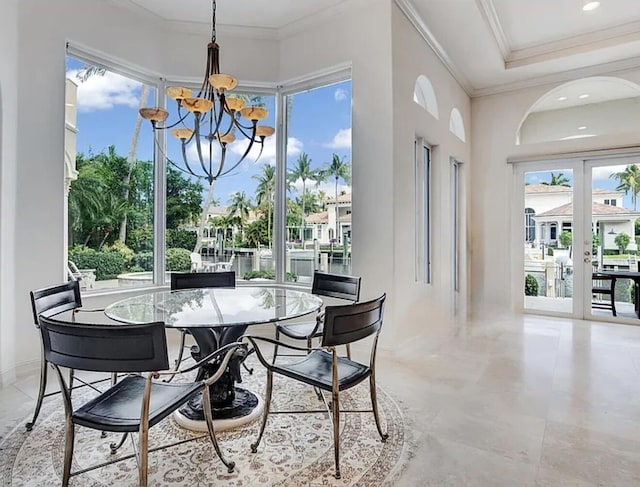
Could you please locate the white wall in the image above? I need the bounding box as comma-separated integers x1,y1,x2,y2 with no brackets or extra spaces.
521,97,640,144
390,4,471,352
279,0,395,323
471,71,640,317
0,0,19,385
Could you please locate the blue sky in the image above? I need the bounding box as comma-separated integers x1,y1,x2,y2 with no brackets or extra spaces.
66,56,352,208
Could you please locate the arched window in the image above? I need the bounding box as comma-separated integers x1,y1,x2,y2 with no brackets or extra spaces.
516,76,640,145
449,108,466,142
413,75,439,119
525,208,535,242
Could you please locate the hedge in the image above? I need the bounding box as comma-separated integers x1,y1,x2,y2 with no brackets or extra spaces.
68,247,125,281
167,229,197,250
243,270,298,282
166,248,191,272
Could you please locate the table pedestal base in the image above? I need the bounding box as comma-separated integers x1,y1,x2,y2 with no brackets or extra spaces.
174,387,263,432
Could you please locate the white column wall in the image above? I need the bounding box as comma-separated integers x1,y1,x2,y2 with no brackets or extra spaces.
391,5,471,352
471,71,640,317
278,0,395,326
0,0,19,385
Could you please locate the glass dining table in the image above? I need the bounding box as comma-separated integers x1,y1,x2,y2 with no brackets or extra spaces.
105,286,323,431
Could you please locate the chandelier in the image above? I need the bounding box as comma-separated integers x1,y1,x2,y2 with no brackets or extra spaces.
139,0,275,185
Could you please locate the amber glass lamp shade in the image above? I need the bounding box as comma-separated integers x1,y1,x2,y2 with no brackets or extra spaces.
139,108,169,122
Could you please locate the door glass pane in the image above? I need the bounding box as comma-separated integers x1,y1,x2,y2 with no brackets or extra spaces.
590,162,640,319
524,169,573,314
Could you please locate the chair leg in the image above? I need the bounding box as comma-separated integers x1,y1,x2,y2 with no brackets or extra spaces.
62,418,75,487
139,424,149,487
110,432,129,454
306,337,312,353
251,369,273,453
68,368,75,398
203,386,235,473
26,356,48,431
272,329,280,364
331,389,341,479
346,343,351,360
369,372,388,442
175,329,187,368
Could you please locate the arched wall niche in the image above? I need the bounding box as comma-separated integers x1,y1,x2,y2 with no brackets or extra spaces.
413,75,439,119
449,107,465,142
516,76,640,145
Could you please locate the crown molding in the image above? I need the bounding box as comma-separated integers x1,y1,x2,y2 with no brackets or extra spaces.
474,0,510,59
394,0,473,95
472,54,640,98
506,20,640,69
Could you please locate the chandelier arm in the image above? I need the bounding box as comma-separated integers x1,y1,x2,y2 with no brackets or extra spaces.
213,145,228,180
151,132,203,180
179,140,204,179
217,135,256,178
193,114,212,179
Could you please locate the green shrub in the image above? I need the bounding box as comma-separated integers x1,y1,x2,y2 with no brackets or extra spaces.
547,247,554,256
102,241,134,267
243,270,298,282
167,228,197,250
559,231,573,248
68,246,125,280
166,248,191,272
131,251,153,271
525,274,539,296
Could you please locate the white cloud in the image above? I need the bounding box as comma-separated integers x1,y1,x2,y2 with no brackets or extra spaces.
323,128,351,149
290,178,350,196
592,165,628,182
67,69,141,112
334,88,347,102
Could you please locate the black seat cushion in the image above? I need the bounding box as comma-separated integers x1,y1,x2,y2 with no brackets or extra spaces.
273,350,370,392
277,321,323,340
73,375,202,432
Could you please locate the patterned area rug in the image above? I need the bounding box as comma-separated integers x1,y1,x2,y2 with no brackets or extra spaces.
0,358,409,486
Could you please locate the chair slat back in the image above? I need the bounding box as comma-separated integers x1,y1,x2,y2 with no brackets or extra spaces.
322,294,385,347
312,272,361,302
30,281,82,325
38,315,169,373
171,271,236,290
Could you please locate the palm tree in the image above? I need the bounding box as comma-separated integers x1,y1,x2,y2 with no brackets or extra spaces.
228,191,253,239
288,153,324,243
323,154,351,242
253,164,275,247
610,164,640,210
75,65,150,245
541,172,571,187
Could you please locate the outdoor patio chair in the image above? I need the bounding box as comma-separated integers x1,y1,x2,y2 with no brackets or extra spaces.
169,271,236,375
272,272,361,362
37,314,245,487
243,294,388,479
27,280,104,431
212,253,235,272
592,272,617,316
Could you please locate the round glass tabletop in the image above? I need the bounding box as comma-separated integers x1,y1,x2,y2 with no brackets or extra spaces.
104,286,323,328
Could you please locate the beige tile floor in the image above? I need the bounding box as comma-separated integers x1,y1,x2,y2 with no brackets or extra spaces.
2,313,640,486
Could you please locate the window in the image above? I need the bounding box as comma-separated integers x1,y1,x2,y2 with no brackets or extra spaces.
284,78,352,283
163,86,277,283
415,139,431,283
525,208,536,242
65,52,157,291
604,198,617,206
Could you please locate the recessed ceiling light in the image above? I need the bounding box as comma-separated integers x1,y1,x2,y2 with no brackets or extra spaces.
578,126,587,130
579,93,590,99
583,1,600,11
557,96,568,101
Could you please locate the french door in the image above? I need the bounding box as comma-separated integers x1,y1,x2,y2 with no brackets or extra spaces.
516,154,640,324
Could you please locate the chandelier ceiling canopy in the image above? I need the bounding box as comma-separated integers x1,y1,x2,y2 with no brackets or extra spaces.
140,0,275,185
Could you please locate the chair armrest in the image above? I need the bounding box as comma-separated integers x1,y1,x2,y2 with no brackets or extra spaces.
240,335,325,370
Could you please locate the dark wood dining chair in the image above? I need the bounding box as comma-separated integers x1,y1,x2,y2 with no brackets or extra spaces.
38,314,245,487
169,271,235,372
243,294,388,479
272,272,361,362
592,272,617,316
27,280,105,431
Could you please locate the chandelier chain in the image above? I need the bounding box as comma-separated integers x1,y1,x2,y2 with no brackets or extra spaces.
211,0,217,42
